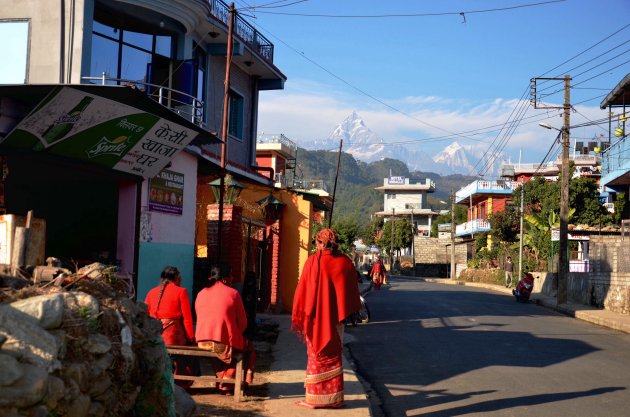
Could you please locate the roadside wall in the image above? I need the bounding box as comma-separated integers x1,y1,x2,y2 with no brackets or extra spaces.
413,237,468,277
533,235,630,315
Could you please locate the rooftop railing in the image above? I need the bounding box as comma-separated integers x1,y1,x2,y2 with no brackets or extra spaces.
206,0,274,63
293,179,328,192
256,133,297,152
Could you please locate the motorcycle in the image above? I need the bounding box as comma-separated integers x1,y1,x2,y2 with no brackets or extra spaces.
347,295,370,327
512,273,534,302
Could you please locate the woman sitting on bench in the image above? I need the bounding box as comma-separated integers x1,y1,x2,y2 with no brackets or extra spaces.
195,263,254,395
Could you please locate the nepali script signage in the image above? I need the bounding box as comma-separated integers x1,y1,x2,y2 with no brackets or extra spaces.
1,86,198,178
388,176,405,185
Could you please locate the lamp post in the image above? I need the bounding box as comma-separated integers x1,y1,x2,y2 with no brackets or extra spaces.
539,120,570,305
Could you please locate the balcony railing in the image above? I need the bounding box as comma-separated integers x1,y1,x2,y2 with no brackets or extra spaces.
293,179,328,192
206,0,274,63
82,75,204,126
456,180,518,203
455,219,491,237
601,135,630,185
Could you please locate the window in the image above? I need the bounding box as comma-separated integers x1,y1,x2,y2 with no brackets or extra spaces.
228,90,244,140
387,194,396,199
0,21,29,83
91,18,173,84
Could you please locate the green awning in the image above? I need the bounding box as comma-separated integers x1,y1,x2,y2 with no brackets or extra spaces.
0,84,220,178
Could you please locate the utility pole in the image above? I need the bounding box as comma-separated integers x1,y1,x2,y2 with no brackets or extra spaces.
390,208,395,272
518,178,525,280
530,74,572,305
558,75,571,305
450,189,456,279
216,3,236,265
410,209,415,273
328,138,343,228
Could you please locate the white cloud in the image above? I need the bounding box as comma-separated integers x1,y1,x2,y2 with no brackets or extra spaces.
258,79,608,162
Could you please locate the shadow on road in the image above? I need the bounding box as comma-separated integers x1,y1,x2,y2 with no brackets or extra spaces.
347,282,617,415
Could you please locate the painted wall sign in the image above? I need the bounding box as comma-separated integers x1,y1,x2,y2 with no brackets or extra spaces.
1,86,198,178
148,169,184,215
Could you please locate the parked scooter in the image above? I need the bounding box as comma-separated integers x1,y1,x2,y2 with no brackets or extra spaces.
512,272,535,302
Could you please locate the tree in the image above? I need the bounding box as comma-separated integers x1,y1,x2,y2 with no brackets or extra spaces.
332,217,360,254
488,204,520,243
569,176,608,226
377,217,412,256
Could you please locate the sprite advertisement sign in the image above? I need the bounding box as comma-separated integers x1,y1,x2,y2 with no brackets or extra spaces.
1,86,199,178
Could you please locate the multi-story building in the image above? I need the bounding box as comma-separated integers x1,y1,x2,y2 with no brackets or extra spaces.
455,179,519,238
599,73,630,222
0,0,286,302
374,176,439,237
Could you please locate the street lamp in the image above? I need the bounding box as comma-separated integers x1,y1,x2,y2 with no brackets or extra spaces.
209,175,244,205
539,122,570,305
257,194,285,224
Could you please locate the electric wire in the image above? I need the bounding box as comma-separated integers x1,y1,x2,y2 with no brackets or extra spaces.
253,0,566,18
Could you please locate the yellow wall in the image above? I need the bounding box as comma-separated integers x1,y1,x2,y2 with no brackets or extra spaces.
278,191,313,313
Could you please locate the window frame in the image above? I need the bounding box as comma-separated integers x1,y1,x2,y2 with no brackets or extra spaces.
227,89,244,141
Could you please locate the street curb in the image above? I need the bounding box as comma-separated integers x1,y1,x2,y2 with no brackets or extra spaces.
415,277,630,335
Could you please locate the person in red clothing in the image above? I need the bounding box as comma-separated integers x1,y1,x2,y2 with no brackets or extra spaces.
292,228,362,409
370,257,386,290
144,266,195,384
195,263,252,394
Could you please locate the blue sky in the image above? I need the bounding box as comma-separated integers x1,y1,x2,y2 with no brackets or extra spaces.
244,0,630,167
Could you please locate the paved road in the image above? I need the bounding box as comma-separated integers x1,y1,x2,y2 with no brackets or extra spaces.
344,278,630,417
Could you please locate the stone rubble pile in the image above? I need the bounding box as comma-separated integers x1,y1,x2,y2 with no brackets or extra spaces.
0,264,192,417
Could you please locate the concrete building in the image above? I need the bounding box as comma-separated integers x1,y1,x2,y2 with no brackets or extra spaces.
0,0,287,303
454,179,519,238
374,175,439,237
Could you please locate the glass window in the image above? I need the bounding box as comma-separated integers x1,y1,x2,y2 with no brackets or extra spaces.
0,21,29,84
121,45,151,83
123,30,153,51
93,21,119,39
90,34,119,83
228,90,244,140
155,36,172,58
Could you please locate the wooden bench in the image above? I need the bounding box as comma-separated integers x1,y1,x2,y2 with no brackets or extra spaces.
166,345,244,402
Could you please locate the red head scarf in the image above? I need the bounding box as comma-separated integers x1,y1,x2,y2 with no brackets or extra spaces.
316,228,337,248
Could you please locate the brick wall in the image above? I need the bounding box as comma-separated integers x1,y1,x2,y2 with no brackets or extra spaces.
207,204,243,283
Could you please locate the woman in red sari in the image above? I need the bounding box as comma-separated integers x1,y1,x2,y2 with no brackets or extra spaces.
370,257,386,290
144,266,195,382
292,229,362,409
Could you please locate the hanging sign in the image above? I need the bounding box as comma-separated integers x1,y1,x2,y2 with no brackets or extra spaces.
1,86,198,178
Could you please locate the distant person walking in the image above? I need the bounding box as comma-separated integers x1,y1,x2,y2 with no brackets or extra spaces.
292,228,362,409
505,256,514,287
370,257,387,290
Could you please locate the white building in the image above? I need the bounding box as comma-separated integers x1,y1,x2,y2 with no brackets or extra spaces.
374,176,440,237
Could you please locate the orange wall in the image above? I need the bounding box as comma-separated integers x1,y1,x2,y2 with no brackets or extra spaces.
276,191,313,312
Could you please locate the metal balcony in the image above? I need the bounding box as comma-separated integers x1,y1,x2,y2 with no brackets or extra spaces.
206,0,274,63
455,219,491,237
455,180,518,203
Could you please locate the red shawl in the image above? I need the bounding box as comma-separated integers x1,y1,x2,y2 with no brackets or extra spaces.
292,249,362,355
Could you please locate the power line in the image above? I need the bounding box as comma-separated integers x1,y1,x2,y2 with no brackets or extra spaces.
254,0,566,18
